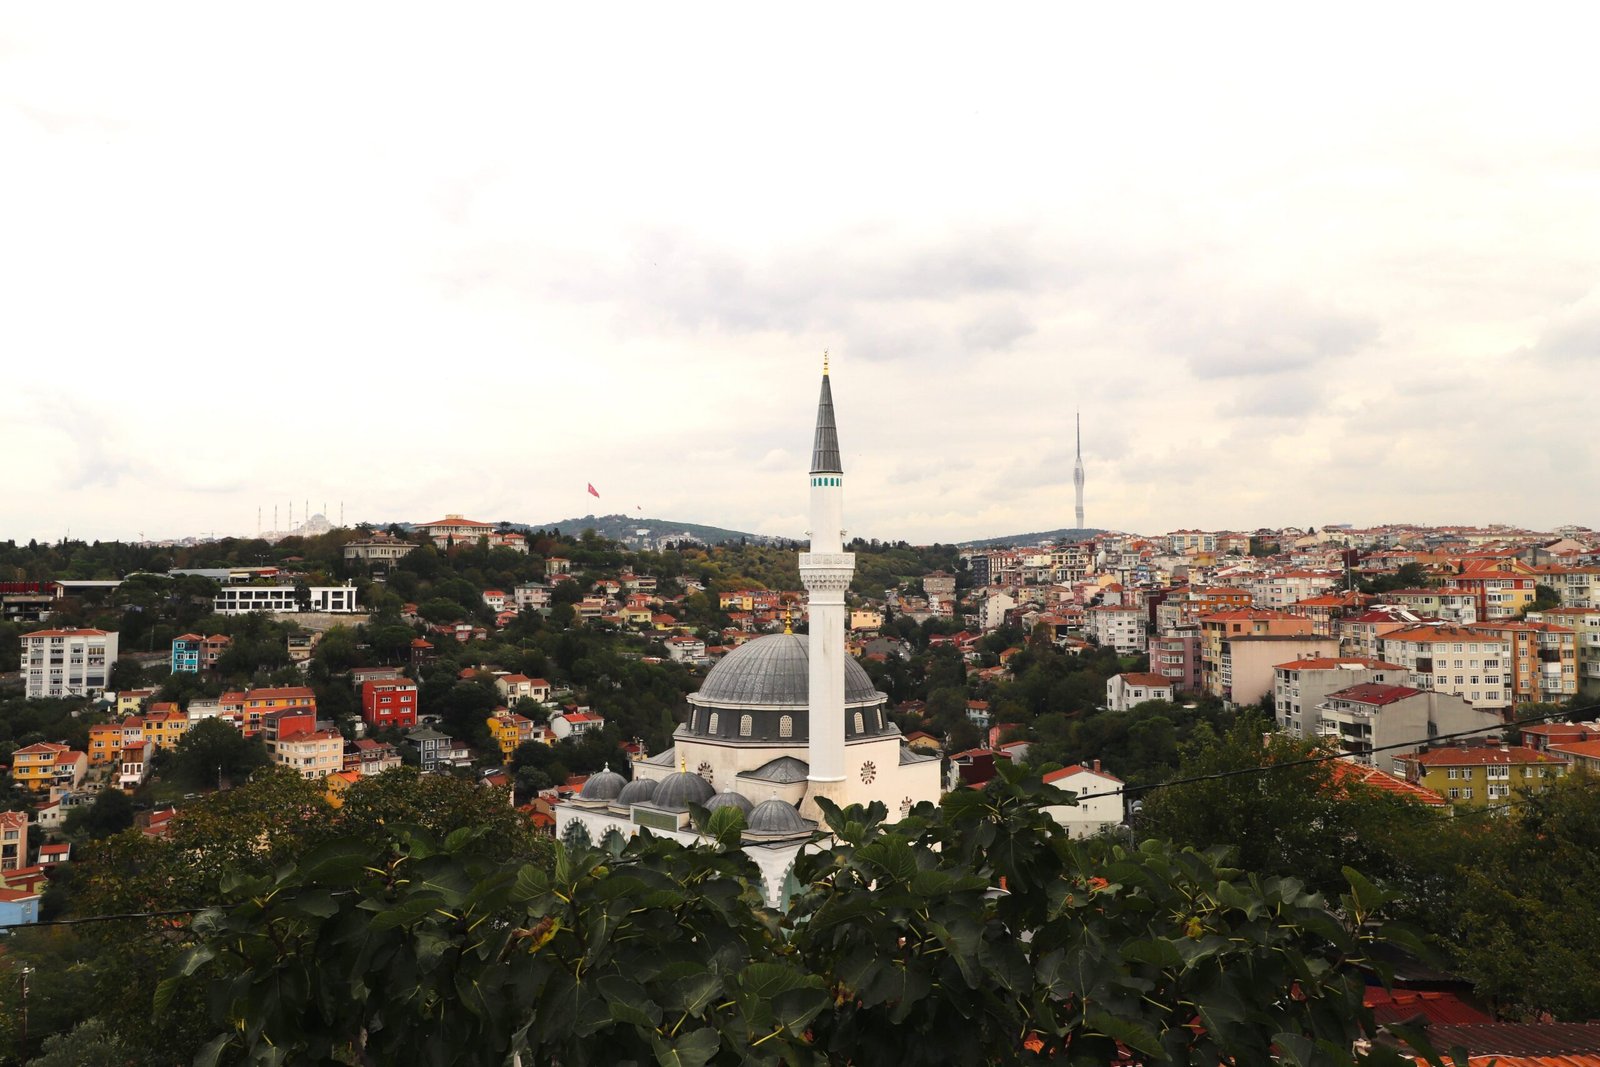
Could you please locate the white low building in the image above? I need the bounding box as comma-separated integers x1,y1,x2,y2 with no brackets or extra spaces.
214,584,359,614
1105,672,1175,711
1042,761,1125,838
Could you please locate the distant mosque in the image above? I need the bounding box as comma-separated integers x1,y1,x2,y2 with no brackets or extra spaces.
554,359,943,906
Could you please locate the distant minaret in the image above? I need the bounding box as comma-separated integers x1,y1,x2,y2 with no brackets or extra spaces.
799,353,854,816
1073,410,1086,531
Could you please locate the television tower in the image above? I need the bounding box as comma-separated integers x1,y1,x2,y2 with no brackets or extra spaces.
1073,410,1085,531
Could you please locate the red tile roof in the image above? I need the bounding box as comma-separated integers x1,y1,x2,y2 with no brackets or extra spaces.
1403,746,1565,768
1328,760,1447,806
1275,657,1405,671
22,627,111,638
1327,683,1424,706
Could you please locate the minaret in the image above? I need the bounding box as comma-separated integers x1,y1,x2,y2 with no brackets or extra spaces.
799,354,855,818
1073,410,1086,531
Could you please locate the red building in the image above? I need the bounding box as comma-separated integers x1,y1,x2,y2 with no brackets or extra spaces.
361,679,419,730
262,707,319,760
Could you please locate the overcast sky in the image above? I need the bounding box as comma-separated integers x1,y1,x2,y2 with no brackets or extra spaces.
4,6,1597,545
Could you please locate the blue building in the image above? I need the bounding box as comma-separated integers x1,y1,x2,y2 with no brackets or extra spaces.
171,634,202,673
0,888,40,928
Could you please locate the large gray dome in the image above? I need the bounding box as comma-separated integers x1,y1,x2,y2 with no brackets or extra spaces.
579,768,627,802
654,770,715,810
692,633,882,709
615,778,658,806
747,797,810,835
704,789,754,816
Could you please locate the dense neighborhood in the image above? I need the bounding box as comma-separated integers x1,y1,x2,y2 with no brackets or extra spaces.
0,516,1598,1061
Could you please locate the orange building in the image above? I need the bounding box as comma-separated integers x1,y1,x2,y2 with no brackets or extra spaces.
220,686,316,738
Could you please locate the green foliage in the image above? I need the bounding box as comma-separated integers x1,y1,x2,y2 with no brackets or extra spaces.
169,717,269,789
169,769,1434,1066
1452,770,1600,1019
1138,715,1441,900
62,787,134,840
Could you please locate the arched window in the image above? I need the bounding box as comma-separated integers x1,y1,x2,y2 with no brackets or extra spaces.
561,820,592,851
778,714,793,738
707,712,720,734
853,711,865,734
739,714,753,737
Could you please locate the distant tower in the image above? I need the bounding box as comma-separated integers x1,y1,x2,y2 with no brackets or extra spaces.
1073,410,1086,530
799,353,854,818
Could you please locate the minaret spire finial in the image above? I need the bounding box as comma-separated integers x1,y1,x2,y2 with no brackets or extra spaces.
784,603,793,634
823,349,829,376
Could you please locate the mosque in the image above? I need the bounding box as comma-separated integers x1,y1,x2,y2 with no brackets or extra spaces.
554,361,944,905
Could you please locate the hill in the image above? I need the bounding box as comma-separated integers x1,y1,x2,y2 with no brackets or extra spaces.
519,514,782,547
957,527,1106,549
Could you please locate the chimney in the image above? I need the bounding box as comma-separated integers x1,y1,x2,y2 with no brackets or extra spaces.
1093,759,1101,774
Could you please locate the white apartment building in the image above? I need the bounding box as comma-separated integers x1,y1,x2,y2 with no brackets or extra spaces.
1248,571,1340,610
1272,657,1405,738
214,584,359,615
1378,624,1512,709
1087,605,1147,653
21,628,119,699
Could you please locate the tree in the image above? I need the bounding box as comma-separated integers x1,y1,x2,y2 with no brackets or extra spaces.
62,788,133,840
165,768,1443,1066
1451,771,1600,1019
169,716,268,789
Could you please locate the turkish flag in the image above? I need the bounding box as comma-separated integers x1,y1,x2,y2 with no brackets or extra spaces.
587,483,600,498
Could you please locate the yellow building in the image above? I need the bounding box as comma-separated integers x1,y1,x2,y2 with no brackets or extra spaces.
1392,743,1568,809
88,723,123,767
487,711,541,762
325,770,361,808
11,742,71,792
141,707,192,751
116,689,155,717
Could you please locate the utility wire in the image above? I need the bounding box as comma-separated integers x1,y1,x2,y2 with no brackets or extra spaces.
9,706,1594,929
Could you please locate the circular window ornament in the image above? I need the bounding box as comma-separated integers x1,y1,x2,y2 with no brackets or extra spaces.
697,761,714,783
860,760,877,785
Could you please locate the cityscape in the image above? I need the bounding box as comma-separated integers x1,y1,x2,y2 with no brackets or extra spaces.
5,6,1600,1066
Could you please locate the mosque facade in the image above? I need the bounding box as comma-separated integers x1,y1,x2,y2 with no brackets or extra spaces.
554,362,943,906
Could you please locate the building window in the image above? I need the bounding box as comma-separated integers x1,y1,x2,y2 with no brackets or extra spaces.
739,715,752,737
853,711,865,734
778,715,792,739
707,712,719,734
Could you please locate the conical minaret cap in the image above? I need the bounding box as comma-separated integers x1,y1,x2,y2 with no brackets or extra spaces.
810,367,843,474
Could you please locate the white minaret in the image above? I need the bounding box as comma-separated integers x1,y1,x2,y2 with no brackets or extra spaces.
1073,410,1085,530
799,354,855,817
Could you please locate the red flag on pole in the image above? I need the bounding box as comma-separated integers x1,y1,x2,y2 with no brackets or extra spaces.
587,483,600,498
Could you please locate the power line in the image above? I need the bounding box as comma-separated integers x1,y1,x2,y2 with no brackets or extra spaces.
1067,701,1599,805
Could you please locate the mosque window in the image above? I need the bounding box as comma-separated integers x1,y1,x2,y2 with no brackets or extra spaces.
779,715,793,738
740,714,753,737
708,712,720,733
853,711,865,734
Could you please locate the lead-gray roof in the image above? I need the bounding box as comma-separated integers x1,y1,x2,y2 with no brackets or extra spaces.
748,798,811,835
704,789,754,815
579,768,627,801
811,372,842,474
742,755,811,784
654,770,715,810
690,633,882,708
615,778,658,805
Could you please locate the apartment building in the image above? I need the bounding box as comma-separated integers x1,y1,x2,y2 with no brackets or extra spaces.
1198,610,1314,697
1392,743,1567,809
1376,589,1479,624
1149,630,1201,692
274,730,345,779
1105,673,1175,711
1086,604,1146,654
1316,684,1498,765
1272,657,1406,738
1378,625,1512,710
20,627,118,699
1528,607,1600,696
1538,566,1600,608
1470,621,1578,704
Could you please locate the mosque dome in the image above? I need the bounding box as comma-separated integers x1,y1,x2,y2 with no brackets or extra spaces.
654,770,716,810
615,778,658,806
692,633,880,709
747,797,810,836
704,789,754,816
579,767,627,802
684,633,895,744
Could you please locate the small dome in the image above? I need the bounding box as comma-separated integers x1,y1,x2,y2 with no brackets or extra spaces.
748,797,809,835
704,789,753,815
615,778,658,805
692,633,881,708
579,767,627,801
654,770,715,810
